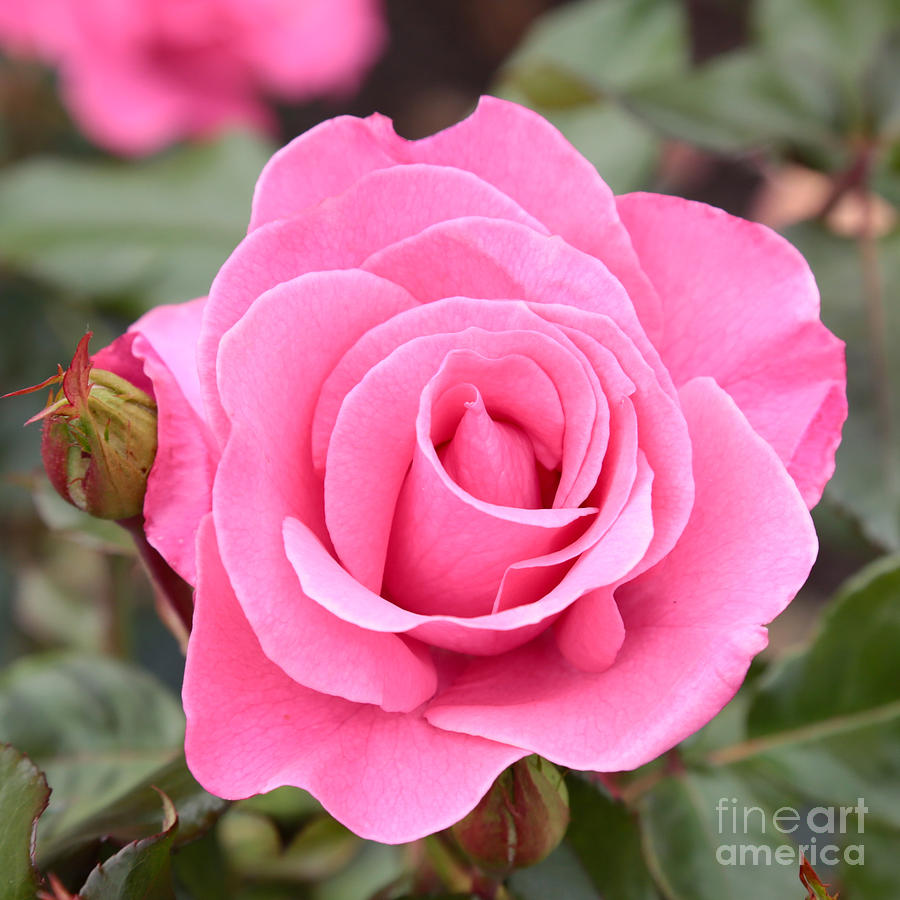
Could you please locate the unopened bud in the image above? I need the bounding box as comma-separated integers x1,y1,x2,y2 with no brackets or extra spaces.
7,333,157,520
452,756,569,874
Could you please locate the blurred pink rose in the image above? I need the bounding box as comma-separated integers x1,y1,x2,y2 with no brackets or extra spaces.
0,0,384,155
98,97,846,841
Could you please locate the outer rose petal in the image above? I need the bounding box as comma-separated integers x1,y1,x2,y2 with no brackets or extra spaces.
202,166,548,444
426,378,817,770
616,192,847,507
184,515,526,844
250,97,662,342
96,297,214,585
215,269,437,712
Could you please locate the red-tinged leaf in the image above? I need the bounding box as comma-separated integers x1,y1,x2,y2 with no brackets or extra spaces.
799,855,839,899
23,396,71,427
77,788,178,900
61,332,94,411
2,365,64,400
38,873,80,900
0,744,51,900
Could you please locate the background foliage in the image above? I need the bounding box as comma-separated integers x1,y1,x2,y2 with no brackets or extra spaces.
1,1,898,898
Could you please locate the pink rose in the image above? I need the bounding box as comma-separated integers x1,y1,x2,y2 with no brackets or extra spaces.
0,0,384,155
98,97,846,841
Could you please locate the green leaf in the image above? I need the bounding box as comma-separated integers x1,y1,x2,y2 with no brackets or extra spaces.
0,744,50,900
750,555,900,729
171,828,230,900
838,815,898,897
634,556,900,897
756,0,900,134
735,555,900,828
500,0,687,98
14,555,108,654
78,789,178,900
507,842,598,900
639,770,805,899
785,224,900,550
565,775,657,899
628,50,839,154
492,0,684,193
866,32,900,138
0,131,272,306
217,809,282,874
0,653,185,856
40,754,228,864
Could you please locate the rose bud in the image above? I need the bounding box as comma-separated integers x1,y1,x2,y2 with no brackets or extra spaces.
8,332,157,520
452,756,569,874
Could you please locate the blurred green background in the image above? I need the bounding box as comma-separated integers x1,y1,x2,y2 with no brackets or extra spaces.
1,1,898,898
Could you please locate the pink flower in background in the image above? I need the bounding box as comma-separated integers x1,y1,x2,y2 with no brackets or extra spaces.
0,0,385,155
98,97,846,841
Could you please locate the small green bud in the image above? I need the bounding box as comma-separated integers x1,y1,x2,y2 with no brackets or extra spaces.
9,333,157,520
452,756,570,875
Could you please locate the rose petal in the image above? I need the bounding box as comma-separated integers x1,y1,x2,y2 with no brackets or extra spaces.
201,165,548,444
362,216,671,397
282,452,653,656
92,332,154,397
438,389,542,509
617,192,847,507
215,269,436,711
425,378,817,770
184,515,525,844
492,393,639,614
532,304,692,574
251,97,662,339
97,297,213,585
249,115,397,230
127,297,207,418
422,351,565,471
554,587,625,673
384,419,594,618
323,304,604,594
283,518,552,655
